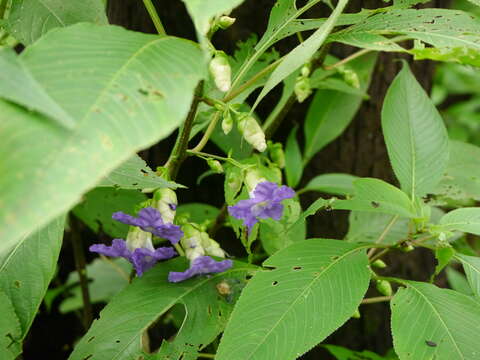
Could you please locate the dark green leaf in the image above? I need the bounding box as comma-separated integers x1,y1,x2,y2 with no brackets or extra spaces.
285,126,303,188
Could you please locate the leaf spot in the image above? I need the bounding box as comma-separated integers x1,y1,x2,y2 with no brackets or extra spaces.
272,281,279,286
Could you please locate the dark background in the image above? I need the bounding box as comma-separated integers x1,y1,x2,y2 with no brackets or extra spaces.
23,0,451,358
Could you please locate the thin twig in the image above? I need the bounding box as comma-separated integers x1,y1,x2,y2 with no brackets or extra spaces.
324,48,372,70
361,296,392,305
369,248,390,264
166,81,204,179
191,111,221,153
70,217,93,330
142,0,166,35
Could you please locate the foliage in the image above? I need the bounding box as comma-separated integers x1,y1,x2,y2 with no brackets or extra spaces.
1,0,480,358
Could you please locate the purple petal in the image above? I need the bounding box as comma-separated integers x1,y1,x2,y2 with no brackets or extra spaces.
89,239,132,261
152,223,183,244
272,185,295,202
168,256,233,283
255,202,284,221
252,181,278,202
228,199,258,230
168,203,177,211
131,246,176,276
112,212,143,227
137,207,165,227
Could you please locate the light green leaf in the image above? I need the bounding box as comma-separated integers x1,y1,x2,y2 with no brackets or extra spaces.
433,141,480,201
433,247,456,279
346,212,409,244
391,281,480,360
0,24,205,257
446,266,473,296
330,9,480,66
60,258,130,313
0,292,22,360
323,344,393,360
0,216,65,339
456,254,480,297
252,0,349,109
382,62,449,199
285,197,328,239
97,155,180,190
73,188,147,239
0,48,74,128
70,259,254,360
176,203,220,224
333,178,416,218
411,46,480,67
181,0,245,35
303,53,377,164
302,173,358,196
260,199,306,255
285,126,303,188
4,0,107,45
438,207,480,235
216,239,370,360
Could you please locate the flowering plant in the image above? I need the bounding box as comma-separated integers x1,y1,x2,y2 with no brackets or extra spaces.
1,0,480,359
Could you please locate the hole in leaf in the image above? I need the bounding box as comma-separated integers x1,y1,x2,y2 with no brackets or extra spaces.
272,281,279,286
82,355,93,360
371,201,380,208
115,340,120,344
425,340,437,347
293,266,302,270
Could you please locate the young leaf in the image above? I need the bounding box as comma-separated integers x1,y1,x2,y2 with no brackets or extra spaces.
333,178,416,218
176,203,220,224
382,63,449,199
456,254,480,297
0,292,22,360
252,0,349,109
69,259,255,360
73,188,147,239
432,247,456,279
437,207,480,235
0,24,205,256
301,173,358,196
4,0,107,45
97,155,180,191
0,216,65,339
303,53,377,164
285,126,303,188
0,49,75,128
391,281,480,360
216,239,370,360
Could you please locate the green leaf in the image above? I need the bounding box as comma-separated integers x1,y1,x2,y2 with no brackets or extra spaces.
285,126,303,188
260,199,306,255
181,0,246,35
446,266,473,296
97,155,180,190
391,281,480,360
302,173,358,196
346,212,409,244
303,53,377,164
60,258,130,313
433,141,480,201
252,0,349,109
456,254,480,297
0,292,22,360
69,259,255,360
411,46,480,67
0,24,205,257
285,197,328,239
333,178,416,218
382,62,449,199
0,48,74,128
330,9,480,66
4,0,107,45
438,207,480,235
216,239,371,360
433,247,456,279
323,344,393,360
0,216,65,338
73,188,147,239
176,203,220,224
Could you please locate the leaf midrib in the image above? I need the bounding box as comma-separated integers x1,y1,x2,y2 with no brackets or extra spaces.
242,246,365,360
37,0,65,26
408,284,464,359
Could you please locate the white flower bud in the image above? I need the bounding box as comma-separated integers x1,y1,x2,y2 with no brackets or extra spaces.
209,52,231,93
207,159,224,174
237,114,266,152
153,188,178,224
294,76,312,103
181,224,205,261
218,16,236,29
222,111,233,135
200,232,226,258
126,227,154,252
244,168,267,195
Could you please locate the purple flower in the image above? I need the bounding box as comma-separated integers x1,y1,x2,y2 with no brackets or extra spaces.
112,207,183,244
89,239,176,276
228,181,295,231
168,256,233,283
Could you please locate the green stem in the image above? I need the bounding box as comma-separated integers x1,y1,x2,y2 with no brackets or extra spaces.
324,48,372,70
187,150,244,168
166,81,204,179
191,110,220,152
142,0,166,35
369,248,390,264
361,296,392,305
174,243,185,257
367,215,399,258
